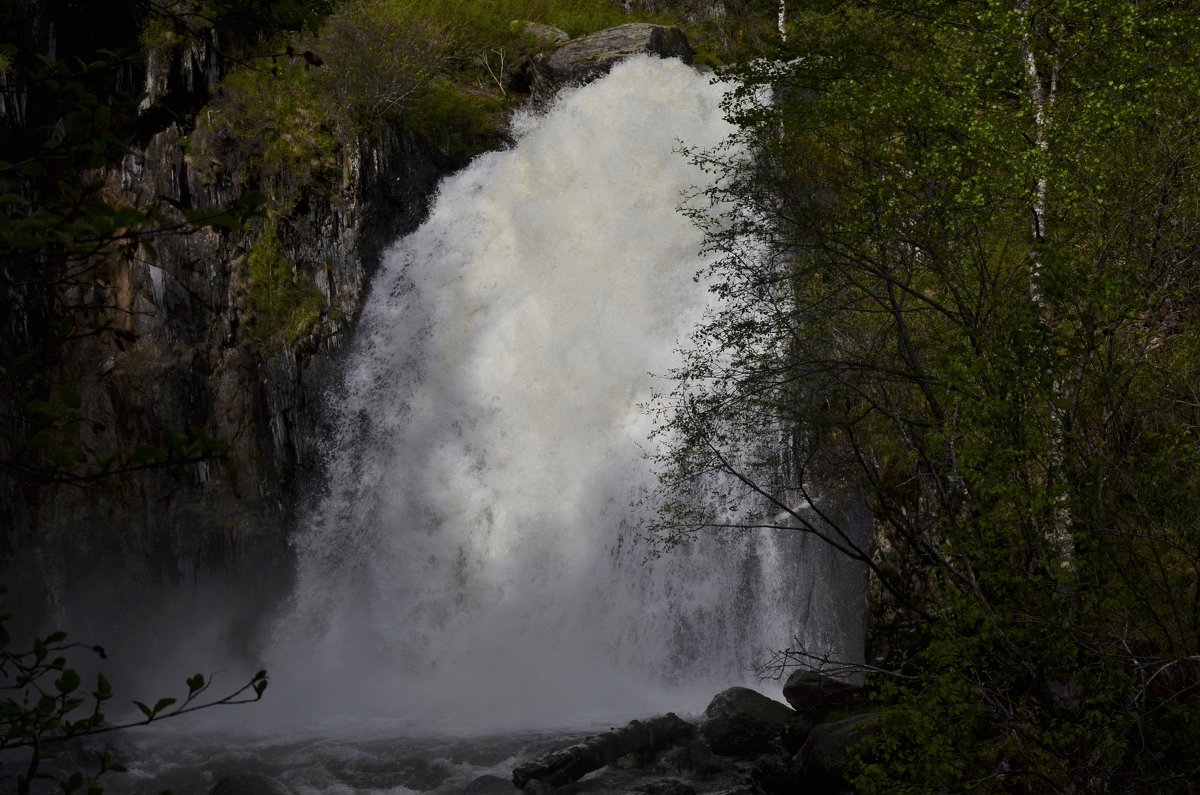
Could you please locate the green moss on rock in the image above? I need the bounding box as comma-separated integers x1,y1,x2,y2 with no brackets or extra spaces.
245,220,325,349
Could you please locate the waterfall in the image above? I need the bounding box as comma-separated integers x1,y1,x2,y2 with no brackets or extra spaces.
269,56,823,732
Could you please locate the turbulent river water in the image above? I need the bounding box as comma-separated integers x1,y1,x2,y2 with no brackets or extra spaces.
121,56,860,794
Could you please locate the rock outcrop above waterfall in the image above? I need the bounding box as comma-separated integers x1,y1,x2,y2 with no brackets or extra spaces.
504,678,879,795
535,23,693,88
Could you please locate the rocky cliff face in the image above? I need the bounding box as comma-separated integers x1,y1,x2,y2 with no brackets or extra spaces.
2,16,445,642
3,6,704,648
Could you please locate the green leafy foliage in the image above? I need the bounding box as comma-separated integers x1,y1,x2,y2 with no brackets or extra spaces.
675,0,784,66
190,56,339,213
144,0,336,38
0,578,269,794
655,0,1200,788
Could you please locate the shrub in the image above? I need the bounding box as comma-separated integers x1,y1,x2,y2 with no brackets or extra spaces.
245,219,325,350
190,56,338,212
315,0,461,137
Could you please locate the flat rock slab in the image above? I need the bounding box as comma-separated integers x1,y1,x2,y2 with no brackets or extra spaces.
540,23,692,85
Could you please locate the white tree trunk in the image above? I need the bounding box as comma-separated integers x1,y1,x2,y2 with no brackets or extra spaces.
1018,0,1072,566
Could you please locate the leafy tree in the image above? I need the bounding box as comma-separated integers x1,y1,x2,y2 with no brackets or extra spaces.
655,0,1200,789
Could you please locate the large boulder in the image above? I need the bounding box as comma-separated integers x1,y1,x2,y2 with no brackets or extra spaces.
698,687,795,756
796,712,881,790
512,713,694,789
782,670,868,724
538,23,693,85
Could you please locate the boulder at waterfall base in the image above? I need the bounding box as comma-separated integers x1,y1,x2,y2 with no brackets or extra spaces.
501,690,885,794
796,712,881,790
781,670,869,724
698,687,796,756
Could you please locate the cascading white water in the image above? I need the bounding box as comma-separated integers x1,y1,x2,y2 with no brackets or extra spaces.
269,56,827,732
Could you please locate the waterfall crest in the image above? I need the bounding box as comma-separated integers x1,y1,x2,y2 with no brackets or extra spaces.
270,56,809,732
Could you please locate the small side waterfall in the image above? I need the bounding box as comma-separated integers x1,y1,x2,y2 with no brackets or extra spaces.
269,56,853,732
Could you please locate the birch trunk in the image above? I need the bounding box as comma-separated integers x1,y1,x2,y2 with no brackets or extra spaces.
1018,0,1073,565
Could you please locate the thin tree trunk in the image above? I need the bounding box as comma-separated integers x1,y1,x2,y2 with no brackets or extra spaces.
1018,0,1072,566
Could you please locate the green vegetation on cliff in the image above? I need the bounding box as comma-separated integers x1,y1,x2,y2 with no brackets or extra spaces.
245,219,326,349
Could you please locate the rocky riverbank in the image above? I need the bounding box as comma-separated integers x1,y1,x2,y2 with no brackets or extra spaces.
205,672,877,795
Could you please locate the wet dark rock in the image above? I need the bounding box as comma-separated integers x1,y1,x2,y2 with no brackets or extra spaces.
653,745,693,774
9,87,444,645
463,774,522,794
649,737,731,778
684,738,730,776
781,670,868,724
698,687,795,756
778,714,817,754
749,753,798,794
796,712,881,790
538,23,692,86
209,773,292,795
513,713,695,789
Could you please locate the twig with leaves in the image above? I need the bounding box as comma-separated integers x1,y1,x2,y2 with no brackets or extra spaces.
0,579,268,794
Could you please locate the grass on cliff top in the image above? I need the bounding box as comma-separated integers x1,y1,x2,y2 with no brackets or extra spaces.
417,0,643,39
188,0,654,195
